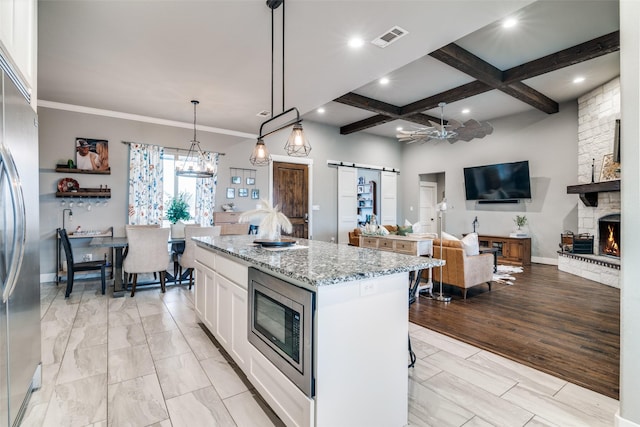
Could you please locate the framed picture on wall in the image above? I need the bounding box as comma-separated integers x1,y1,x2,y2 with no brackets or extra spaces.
251,189,259,199
600,153,620,181
238,188,249,197
231,176,241,184
75,138,110,173
246,177,255,185
226,188,235,199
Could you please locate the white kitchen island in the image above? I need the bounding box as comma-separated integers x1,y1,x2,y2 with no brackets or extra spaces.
192,235,442,427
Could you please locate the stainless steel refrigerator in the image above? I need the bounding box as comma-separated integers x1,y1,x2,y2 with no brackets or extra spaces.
0,61,42,426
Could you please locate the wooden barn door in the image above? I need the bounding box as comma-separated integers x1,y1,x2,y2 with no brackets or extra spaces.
273,161,309,238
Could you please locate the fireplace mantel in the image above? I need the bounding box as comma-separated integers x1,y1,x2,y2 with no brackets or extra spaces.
567,179,620,207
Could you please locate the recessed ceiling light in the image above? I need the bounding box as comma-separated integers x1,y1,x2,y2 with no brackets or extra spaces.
461,108,470,114
503,17,518,28
379,77,390,85
396,126,403,131
317,107,325,114
348,37,364,48
573,76,586,84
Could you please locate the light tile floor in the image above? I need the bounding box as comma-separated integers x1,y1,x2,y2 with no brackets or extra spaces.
22,280,618,427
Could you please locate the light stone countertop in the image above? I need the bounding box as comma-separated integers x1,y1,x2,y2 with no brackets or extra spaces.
193,235,443,288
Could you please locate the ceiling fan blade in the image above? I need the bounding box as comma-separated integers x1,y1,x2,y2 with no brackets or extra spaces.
446,119,462,130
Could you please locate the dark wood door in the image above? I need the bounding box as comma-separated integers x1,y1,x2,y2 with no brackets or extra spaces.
273,162,308,238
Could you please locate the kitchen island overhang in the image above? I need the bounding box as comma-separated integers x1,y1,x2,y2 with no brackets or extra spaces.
192,235,443,427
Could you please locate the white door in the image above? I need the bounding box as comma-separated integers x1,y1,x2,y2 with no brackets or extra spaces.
337,166,357,244
419,182,437,233
380,171,397,226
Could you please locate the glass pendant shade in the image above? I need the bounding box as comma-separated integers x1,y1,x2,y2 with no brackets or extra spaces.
250,138,271,166
284,123,311,157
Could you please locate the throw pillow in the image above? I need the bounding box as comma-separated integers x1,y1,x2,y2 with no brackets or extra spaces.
461,232,480,256
397,225,413,236
441,231,460,241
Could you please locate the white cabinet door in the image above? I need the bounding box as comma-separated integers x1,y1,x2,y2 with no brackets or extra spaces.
230,283,248,368
194,262,206,321
215,273,232,348
0,0,37,97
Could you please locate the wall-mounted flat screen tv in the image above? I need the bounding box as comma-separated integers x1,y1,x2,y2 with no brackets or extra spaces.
463,160,532,201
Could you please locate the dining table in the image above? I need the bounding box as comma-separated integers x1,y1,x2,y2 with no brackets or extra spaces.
90,236,189,297
90,236,128,297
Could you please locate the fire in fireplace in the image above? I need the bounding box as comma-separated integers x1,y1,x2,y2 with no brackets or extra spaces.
598,214,620,258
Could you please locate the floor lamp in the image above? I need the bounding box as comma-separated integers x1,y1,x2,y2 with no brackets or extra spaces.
434,199,451,302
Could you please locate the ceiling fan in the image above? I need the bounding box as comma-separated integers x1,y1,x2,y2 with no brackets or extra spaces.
396,102,493,144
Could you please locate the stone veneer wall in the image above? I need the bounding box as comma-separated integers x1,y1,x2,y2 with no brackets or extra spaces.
560,77,621,288
577,77,621,238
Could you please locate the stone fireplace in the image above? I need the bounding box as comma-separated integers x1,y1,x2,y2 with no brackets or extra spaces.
598,214,620,258
557,77,620,288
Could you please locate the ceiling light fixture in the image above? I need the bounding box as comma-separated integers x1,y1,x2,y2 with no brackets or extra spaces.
379,77,390,85
573,76,585,84
251,0,311,166
317,107,325,114
349,37,364,48
461,108,470,114
176,100,215,178
396,102,493,144
503,17,518,28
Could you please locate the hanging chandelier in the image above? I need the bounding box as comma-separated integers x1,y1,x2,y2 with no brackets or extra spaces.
250,0,311,166
176,100,215,178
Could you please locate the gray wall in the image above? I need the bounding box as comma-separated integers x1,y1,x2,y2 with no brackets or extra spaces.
39,101,579,278
399,101,579,263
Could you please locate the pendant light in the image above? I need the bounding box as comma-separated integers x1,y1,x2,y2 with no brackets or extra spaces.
176,100,215,178
250,0,310,166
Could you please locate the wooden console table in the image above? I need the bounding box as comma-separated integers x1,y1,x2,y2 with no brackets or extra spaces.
359,234,434,299
359,234,433,256
477,234,531,266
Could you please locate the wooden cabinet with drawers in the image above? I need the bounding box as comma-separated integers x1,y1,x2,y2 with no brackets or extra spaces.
477,235,531,266
213,211,249,235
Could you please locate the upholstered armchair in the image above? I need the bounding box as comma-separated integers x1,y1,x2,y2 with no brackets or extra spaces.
178,225,221,288
426,238,494,299
123,226,170,296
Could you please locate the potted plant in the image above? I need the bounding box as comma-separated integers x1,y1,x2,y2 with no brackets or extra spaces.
514,215,527,230
166,192,191,238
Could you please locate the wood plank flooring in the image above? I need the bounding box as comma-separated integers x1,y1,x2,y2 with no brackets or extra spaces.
409,263,620,399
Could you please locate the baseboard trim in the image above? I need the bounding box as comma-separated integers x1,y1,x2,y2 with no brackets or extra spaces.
616,411,640,427
532,256,557,265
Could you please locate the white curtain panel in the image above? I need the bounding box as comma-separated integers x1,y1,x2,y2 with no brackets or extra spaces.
127,142,164,225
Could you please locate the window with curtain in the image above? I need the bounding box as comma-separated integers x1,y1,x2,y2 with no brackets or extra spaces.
128,143,219,226
162,149,219,226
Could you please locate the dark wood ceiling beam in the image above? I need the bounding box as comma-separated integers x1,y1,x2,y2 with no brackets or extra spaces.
503,31,620,84
340,115,396,135
430,43,559,114
430,44,503,86
501,82,559,114
334,93,401,117
400,81,492,116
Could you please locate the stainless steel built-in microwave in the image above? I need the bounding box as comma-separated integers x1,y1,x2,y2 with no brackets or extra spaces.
248,268,315,397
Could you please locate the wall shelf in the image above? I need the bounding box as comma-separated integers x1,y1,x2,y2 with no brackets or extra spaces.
56,188,111,198
55,166,110,175
567,179,620,207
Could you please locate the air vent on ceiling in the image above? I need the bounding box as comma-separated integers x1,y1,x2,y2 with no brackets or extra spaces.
256,110,271,118
371,26,408,48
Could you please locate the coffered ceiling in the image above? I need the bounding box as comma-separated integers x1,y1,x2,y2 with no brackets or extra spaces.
37,1,620,143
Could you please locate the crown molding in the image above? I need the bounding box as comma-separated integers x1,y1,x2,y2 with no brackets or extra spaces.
37,100,256,139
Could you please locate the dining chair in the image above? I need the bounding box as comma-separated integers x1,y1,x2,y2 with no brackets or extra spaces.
178,225,221,288
123,226,171,296
57,228,108,297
